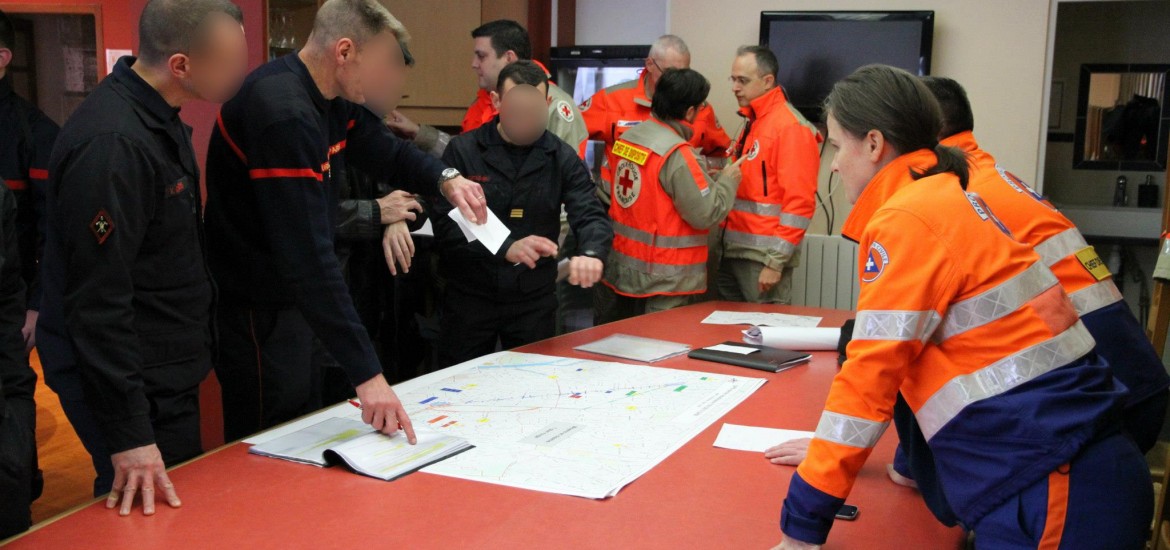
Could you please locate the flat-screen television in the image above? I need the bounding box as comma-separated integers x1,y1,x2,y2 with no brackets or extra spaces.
760,11,934,123
549,45,649,178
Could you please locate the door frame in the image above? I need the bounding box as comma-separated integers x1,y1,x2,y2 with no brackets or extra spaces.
1,4,105,74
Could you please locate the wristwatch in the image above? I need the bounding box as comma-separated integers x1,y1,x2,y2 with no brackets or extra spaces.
438,167,461,185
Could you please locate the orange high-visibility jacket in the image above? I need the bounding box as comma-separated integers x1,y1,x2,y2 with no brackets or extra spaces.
780,149,1123,545
721,86,821,269
603,118,712,298
939,130,1168,423
581,72,730,186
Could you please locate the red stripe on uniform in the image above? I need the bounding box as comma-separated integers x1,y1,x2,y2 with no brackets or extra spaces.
248,168,323,181
1038,464,1070,550
346,119,355,130
217,111,248,164
4,180,28,191
28,169,48,180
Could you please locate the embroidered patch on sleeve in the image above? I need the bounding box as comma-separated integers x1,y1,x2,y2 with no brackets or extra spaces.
90,209,114,245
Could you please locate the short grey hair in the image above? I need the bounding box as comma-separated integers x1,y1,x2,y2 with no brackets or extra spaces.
310,0,410,48
649,34,689,59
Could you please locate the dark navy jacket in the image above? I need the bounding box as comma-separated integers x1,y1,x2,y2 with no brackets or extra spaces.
205,54,446,387
38,57,213,453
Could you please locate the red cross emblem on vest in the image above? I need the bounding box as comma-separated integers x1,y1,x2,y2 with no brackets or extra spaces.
614,159,641,208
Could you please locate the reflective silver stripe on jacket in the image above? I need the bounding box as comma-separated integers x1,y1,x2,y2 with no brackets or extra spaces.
608,249,706,277
781,212,813,231
723,229,797,256
916,321,1095,441
853,310,942,343
1034,228,1089,267
731,199,812,230
814,410,889,449
1068,280,1123,315
933,262,1059,342
613,220,706,249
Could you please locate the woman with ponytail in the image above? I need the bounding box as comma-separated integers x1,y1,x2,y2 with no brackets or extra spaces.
774,65,1150,550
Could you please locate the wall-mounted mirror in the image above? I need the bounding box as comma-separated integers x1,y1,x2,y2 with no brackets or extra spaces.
1074,63,1170,170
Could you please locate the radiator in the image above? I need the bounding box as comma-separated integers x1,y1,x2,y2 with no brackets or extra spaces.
790,234,860,311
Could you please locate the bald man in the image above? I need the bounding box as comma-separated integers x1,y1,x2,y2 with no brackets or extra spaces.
432,61,612,367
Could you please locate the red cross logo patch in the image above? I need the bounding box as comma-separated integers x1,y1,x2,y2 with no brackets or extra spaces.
614,160,641,208
90,209,114,245
555,100,575,123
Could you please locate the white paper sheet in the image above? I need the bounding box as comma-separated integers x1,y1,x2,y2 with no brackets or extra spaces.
410,218,434,237
701,310,822,327
712,423,815,453
447,207,511,254
743,326,841,350
704,343,760,355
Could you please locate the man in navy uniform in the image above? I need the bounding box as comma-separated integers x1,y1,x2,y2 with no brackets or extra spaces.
205,0,487,442
38,0,249,516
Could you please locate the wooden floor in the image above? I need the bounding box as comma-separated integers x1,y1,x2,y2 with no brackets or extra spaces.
29,350,97,523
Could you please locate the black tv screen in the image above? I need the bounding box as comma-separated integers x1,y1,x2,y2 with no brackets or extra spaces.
760,11,934,123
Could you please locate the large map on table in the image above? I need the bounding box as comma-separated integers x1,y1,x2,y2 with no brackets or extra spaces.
397,352,766,499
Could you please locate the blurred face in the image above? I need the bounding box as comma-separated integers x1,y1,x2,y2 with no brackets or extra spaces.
0,45,11,79
492,82,548,146
827,113,887,204
181,13,248,104
730,54,774,108
360,37,410,116
644,48,689,93
334,30,403,104
472,37,514,91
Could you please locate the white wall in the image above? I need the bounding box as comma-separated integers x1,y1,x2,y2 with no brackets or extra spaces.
669,0,1054,234
575,0,667,46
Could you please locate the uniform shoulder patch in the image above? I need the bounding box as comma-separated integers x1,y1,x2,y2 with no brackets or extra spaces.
1075,246,1112,281
612,141,650,166
90,209,114,245
613,159,642,209
579,97,592,112
862,241,889,283
554,100,575,123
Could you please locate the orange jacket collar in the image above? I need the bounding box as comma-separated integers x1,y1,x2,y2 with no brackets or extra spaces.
941,130,993,168
736,86,789,122
840,149,938,242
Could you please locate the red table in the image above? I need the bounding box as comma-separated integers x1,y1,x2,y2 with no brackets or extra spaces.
6,302,965,549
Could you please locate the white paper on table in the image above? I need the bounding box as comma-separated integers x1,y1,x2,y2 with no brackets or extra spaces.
713,423,815,453
701,310,822,327
447,207,511,254
411,218,434,237
743,326,841,350
704,343,760,355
